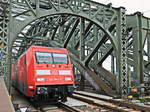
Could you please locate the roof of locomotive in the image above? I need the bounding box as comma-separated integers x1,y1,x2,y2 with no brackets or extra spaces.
28,46,68,53
29,46,67,51
30,45,66,49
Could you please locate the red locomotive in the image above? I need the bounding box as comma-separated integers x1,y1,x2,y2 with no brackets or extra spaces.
12,46,75,102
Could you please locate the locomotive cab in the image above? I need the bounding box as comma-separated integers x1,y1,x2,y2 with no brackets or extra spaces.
33,51,74,101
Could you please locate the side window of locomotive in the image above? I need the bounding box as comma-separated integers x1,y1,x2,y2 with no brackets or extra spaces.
35,52,53,63
53,53,68,64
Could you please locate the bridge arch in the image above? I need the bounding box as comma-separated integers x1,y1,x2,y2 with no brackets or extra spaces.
11,12,117,54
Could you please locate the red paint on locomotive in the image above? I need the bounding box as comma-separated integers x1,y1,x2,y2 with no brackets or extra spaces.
12,46,74,101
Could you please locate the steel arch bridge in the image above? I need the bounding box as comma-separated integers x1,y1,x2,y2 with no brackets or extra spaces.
1,0,150,97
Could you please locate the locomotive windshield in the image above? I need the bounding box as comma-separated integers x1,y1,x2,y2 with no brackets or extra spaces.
35,52,68,64
53,53,68,64
36,52,53,63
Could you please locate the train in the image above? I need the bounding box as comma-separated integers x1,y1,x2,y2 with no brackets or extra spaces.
11,46,75,102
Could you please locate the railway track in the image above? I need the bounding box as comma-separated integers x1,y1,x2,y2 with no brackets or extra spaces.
12,87,81,112
12,87,150,112
70,92,150,112
23,100,81,112
57,102,81,112
14,101,81,112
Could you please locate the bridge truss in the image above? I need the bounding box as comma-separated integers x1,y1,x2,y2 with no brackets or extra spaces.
0,0,150,97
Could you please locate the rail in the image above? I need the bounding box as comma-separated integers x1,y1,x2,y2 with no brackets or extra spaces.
57,102,81,112
72,91,150,112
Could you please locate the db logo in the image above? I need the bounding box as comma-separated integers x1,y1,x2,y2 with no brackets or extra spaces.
51,71,58,75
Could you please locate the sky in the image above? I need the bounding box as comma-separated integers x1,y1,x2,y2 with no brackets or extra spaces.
93,0,150,17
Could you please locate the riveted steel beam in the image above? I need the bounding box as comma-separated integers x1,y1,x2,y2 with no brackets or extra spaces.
24,0,36,16
127,13,146,86
97,46,113,65
63,18,80,48
93,25,99,64
84,24,115,66
84,35,106,66
0,0,10,75
79,18,85,90
0,0,10,92
51,25,59,40
116,7,128,96
74,22,93,50
136,13,144,84
147,32,150,57
127,13,150,83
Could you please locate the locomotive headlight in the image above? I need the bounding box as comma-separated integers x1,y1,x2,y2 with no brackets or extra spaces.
37,78,45,81
65,77,72,81
28,86,34,89
59,70,71,75
36,70,51,75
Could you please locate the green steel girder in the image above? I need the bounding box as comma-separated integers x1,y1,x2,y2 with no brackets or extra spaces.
93,25,99,64
148,32,150,61
128,14,150,47
0,0,11,92
74,22,94,50
97,46,113,65
63,18,80,48
79,18,85,61
127,13,150,86
127,58,134,66
51,25,59,40
63,17,76,36
84,24,115,66
116,8,128,96
79,18,86,90
0,1,9,73
145,60,150,68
